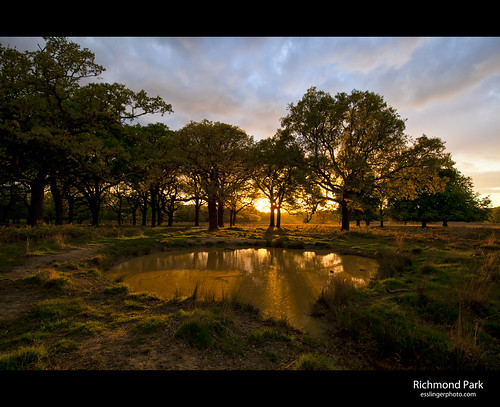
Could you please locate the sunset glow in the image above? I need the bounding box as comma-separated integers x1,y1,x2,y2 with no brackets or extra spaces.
5,36,500,207
254,198,271,213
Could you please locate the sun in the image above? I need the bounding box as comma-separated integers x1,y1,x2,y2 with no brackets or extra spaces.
254,198,271,213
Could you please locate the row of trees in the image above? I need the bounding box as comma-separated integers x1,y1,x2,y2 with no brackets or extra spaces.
0,38,491,231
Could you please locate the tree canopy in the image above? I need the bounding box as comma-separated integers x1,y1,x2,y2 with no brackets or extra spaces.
0,37,172,226
0,38,491,230
280,87,452,230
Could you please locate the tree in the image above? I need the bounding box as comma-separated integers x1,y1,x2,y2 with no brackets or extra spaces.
490,207,500,223
251,129,303,229
177,120,253,231
226,180,259,226
0,37,172,226
0,37,105,225
389,166,491,227
281,87,450,230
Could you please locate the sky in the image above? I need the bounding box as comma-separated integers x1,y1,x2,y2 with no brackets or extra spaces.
2,36,500,207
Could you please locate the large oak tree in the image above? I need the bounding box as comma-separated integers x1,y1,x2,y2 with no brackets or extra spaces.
0,37,172,225
281,87,450,230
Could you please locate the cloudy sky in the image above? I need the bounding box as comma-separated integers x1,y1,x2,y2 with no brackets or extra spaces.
2,36,500,207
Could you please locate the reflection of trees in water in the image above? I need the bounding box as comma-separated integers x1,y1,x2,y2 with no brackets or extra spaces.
109,248,378,332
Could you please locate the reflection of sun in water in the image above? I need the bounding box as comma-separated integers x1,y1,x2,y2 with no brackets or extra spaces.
254,198,271,213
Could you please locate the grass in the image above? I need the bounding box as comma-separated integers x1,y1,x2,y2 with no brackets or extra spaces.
295,353,335,370
0,345,48,370
307,225,500,369
174,308,228,349
0,221,499,370
247,327,294,345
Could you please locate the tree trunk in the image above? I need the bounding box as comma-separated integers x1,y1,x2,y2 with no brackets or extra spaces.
442,220,448,227
340,199,350,231
269,203,275,229
421,219,427,228
217,199,224,228
141,192,148,226
150,188,157,227
194,199,201,227
50,176,64,226
207,196,218,231
379,208,385,228
67,195,74,224
27,174,46,226
167,197,175,226
157,202,163,225
89,197,100,226
276,206,281,229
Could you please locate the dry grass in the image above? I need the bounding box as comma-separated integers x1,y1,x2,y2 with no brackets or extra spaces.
450,308,482,369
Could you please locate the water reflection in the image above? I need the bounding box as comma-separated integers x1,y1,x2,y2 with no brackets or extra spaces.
107,248,378,335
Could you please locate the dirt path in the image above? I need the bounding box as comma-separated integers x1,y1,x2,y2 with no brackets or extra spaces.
5,244,105,281
0,244,106,322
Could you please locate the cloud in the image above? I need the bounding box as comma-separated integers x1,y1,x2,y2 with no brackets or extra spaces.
371,37,500,109
2,36,499,206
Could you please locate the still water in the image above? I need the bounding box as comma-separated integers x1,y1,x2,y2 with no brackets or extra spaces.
107,247,378,336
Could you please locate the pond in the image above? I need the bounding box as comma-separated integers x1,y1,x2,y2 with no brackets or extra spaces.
107,247,378,336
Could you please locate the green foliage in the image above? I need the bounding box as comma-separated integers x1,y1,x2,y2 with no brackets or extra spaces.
280,87,451,230
490,206,500,223
362,304,450,366
1,38,488,231
389,167,491,226
0,37,172,226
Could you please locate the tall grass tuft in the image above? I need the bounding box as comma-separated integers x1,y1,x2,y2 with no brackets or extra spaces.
174,307,230,349
454,275,492,314
449,307,482,369
0,345,48,370
295,353,334,370
311,274,357,316
376,249,412,279
477,251,499,281
24,268,68,289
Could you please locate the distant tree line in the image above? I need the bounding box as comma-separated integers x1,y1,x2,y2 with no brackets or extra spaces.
0,38,491,231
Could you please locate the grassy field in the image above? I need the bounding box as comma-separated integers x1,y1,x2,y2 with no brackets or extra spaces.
0,222,498,370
